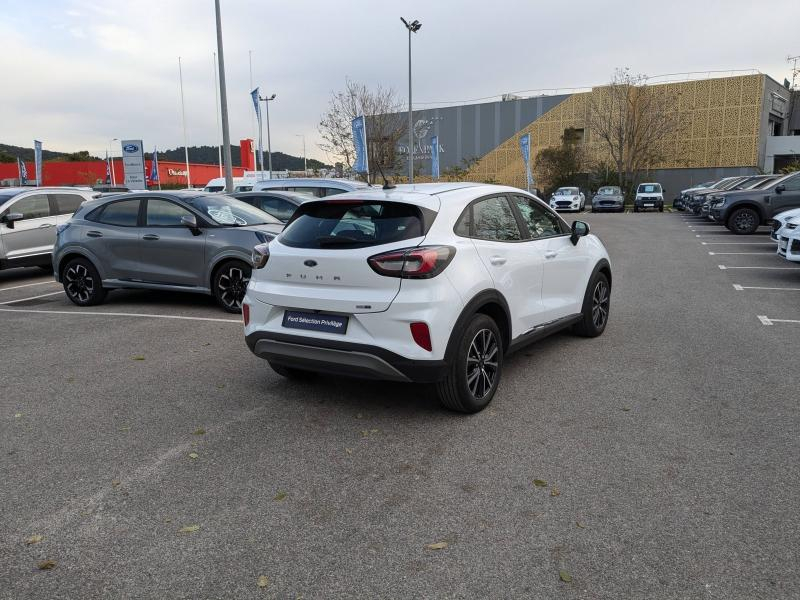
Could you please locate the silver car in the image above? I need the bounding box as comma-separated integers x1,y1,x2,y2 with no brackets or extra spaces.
591,186,625,213
53,191,283,312
250,177,369,196
0,187,96,271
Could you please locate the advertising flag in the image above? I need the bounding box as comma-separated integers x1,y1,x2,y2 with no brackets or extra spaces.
105,151,112,184
431,135,440,181
351,115,368,174
18,157,28,185
251,88,265,179
34,140,42,185
519,133,532,192
150,147,160,184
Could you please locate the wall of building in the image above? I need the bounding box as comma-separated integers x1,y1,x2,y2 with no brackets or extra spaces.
0,160,244,188
464,74,766,191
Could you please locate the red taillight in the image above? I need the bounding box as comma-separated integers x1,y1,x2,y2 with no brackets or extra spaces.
368,246,455,279
410,322,432,351
242,303,250,326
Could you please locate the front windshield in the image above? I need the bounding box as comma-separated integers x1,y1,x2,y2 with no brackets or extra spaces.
638,184,661,193
187,194,279,226
598,187,620,195
555,188,579,195
204,186,224,193
0,193,16,205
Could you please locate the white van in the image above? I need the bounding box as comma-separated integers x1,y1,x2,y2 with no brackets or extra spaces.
203,177,256,193
250,178,369,197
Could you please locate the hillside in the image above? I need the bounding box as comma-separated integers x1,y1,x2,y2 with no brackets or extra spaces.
1,142,330,171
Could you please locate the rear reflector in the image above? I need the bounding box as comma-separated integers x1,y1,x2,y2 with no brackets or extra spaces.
410,322,432,351
242,303,250,326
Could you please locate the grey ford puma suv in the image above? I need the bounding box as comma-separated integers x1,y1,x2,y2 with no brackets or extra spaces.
53,191,283,312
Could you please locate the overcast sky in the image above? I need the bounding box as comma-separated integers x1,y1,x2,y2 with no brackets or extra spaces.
1,0,797,163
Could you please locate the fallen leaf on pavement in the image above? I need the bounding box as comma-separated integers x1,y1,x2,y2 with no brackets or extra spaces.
425,541,448,550
188,452,198,459
178,525,200,534
559,570,573,583
274,491,287,501
14,413,22,418
576,521,585,529
621,407,631,412
193,428,206,435
25,535,43,545
345,448,353,454
533,479,548,487
551,487,561,497
37,560,56,570
257,575,269,588
131,355,145,361
111,480,121,488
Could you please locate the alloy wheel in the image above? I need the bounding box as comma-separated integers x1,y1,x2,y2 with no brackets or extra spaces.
592,280,610,329
64,264,95,303
465,328,499,400
733,211,756,232
217,265,250,310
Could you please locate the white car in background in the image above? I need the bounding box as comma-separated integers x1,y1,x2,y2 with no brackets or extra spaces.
776,216,800,261
244,183,611,413
549,187,585,212
770,207,800,242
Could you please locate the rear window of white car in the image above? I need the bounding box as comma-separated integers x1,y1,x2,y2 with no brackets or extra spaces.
279,200,432,249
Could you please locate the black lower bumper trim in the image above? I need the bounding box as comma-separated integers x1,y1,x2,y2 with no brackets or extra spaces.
246,331,449,383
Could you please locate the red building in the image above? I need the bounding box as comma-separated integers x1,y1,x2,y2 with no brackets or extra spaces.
0,140,255,188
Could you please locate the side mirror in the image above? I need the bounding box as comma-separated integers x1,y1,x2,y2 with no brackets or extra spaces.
570,220,590,245
2,212,23,229
775,184,785,194
181,214,201,235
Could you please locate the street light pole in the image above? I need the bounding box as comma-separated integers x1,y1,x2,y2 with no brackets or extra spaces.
214,0,234,193
259,93,276,179
296,134,306,175
178,56,191,188
401,17,421,184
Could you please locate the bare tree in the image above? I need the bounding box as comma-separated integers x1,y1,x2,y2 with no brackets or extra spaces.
318,79,405,179
589,68,683,195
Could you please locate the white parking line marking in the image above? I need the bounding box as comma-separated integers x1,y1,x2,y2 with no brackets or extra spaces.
0,307,241,323
758,315,773,325
701,242,774,245
735,284,800,291
718,265,800,270
0,291,64,305
761,317,800,325
708,251,773,255
0,280,59,293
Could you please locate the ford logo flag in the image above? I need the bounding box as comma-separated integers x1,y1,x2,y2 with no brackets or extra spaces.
123,144,139,153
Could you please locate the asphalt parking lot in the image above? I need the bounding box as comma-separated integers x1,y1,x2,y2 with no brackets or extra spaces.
1,212,798,599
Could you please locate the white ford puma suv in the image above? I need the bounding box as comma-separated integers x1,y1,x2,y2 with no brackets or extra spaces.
244,183,611,412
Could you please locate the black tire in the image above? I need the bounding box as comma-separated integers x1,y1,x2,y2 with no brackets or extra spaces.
62,257,107,306
634,206,639,213
213,260,251,313
436,314,503,413
572,271,610,338
727,207,759,235
269,362,312,379
658,204,664,212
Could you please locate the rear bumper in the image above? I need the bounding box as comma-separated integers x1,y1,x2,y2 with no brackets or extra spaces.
246,331,448,383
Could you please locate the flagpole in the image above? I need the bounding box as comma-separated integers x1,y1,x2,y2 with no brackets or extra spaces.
249,50,257,176
178,56,192,188
213,52,223,178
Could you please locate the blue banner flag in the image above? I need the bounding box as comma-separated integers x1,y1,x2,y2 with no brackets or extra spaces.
18,157,28,184
34,140,42,185
431,135,440,180
351,115,368,174
251,88,265,178
519,133,532,192
150,147,160,183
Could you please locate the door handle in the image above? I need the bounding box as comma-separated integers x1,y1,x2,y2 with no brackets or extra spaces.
86,230,103,238
142,234,160,241
489,256,507,266
38,223,55,228
544,251,558,259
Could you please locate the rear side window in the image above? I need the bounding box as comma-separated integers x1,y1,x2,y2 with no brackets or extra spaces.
280,201,429,249
324,187,347,197
51,193,85,215
285,186,321,197
93,199,140,226
260,197,297,221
